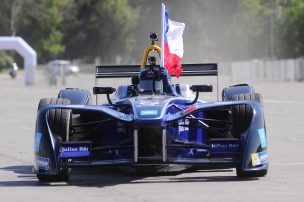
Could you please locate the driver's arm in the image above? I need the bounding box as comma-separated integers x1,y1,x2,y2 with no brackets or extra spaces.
160,66,177,96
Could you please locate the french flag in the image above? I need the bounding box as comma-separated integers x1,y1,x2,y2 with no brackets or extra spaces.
161,3,185,78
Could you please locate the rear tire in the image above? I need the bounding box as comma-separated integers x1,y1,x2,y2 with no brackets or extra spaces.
232,93,267,177
36,98,71,182
58,88,92,105
222,84,255,101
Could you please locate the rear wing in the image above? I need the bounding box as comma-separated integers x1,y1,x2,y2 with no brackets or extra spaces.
95,63,218,78
95,63,219,102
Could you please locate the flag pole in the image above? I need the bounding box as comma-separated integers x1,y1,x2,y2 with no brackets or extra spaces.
161,3,165,67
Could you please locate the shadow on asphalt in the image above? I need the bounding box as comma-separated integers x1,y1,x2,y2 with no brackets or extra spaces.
0,165,258,187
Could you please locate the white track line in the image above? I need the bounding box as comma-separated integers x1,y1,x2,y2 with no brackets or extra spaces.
201,97,303,104
271,162,304,166
264,99,303,104
21,126,35,131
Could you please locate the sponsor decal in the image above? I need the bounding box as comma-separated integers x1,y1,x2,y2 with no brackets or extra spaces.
166,106,198,121
34,132,42,152
35,156,49,170
60,143,90,158
251,151,268,166
258,128,267,148
182,106,197,115
210,139,241,155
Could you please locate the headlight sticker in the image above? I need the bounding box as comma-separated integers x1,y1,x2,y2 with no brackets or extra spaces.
251,151,268,166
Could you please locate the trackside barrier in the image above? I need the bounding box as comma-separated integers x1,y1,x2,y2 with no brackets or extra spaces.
220,58,304,82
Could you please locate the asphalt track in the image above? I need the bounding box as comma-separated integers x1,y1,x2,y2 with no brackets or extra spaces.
0,70,304,202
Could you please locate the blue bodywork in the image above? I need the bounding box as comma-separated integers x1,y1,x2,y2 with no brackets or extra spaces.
34,96,267,174
34,64,268,177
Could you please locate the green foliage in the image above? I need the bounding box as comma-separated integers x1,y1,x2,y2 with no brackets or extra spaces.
0,0,138,63
1,0,304,63
277,0,304,58
230,0,270,59
17,0,69,61
0,1,14,36
61,0,139,63
0,51,13,71
133,0,273,61
41,0,66,58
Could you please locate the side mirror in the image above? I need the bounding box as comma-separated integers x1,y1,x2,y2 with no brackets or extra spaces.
190,85,213,92
93,87,116,95
186,85,213,105
132,76,140,86
93,87,117,106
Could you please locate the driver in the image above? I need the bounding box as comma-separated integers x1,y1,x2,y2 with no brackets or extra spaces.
138,56,177,95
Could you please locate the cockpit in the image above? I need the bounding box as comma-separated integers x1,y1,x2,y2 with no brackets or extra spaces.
138,79,163,94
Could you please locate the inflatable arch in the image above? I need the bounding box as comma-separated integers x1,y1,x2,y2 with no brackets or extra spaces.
0,37,37,85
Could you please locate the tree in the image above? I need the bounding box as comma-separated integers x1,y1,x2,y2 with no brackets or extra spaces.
2,0,303,65
16,0,69,61
132,0,272,62
277,0,304,58
228,0,271,60
61,0,139,63
0,51,13,71
0,0,14,36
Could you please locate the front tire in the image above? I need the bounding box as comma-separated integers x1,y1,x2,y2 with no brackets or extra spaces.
236,166,268,177
231,93,261,137
232,93,268,177
37,169,70,182
36,98,71,182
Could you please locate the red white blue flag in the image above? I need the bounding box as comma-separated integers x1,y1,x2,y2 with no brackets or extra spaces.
161,3,185,78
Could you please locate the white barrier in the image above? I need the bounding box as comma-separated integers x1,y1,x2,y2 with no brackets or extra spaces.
220,58,304,82
0,37,37,85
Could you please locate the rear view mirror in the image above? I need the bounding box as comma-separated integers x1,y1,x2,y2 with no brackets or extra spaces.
190,85,213,92
132,76,140,86
93,87,116,95
186,85,213,105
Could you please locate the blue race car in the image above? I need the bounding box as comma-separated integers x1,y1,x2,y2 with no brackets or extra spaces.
34,36,268,182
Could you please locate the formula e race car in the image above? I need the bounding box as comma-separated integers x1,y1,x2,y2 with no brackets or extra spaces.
34,35,268,182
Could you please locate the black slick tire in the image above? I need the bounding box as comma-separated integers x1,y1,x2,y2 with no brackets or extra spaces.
36,98,71,182
231,93,261,137
236,166,268,177
232,93,267,177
